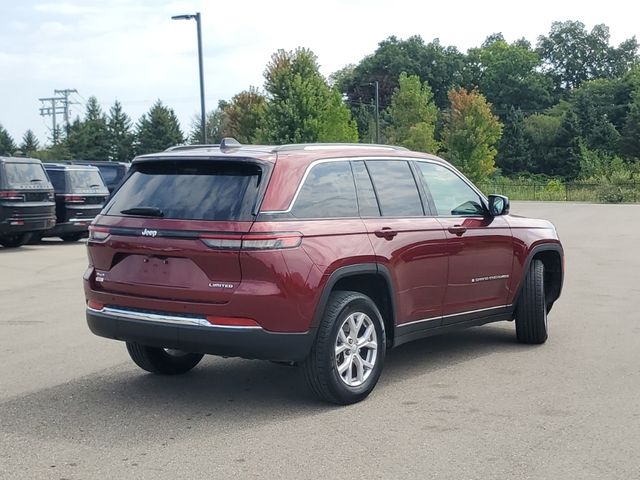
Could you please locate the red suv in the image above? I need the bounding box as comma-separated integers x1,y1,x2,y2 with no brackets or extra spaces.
84,140,563,404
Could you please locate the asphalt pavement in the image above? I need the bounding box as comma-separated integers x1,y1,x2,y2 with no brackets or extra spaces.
1,202,639,479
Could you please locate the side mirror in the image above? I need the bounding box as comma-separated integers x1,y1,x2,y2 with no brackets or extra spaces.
488,194,509,216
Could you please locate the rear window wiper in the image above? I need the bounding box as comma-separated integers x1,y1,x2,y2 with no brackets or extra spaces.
120,206,164,217
89,184,102,188
30,178,43,182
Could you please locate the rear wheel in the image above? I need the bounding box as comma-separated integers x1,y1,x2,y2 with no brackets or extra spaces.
303,291,386,405
515,259,548,344
60,233,84,242
126,343,204,375
0,233,32,248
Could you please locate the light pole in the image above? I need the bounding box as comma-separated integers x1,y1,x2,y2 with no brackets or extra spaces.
360,81,380,144
171,12,207,144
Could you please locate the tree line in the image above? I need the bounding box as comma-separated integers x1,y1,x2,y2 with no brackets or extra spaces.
1,19,639,184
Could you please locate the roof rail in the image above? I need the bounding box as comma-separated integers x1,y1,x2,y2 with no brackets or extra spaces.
164,144,221,152
273,143,409,152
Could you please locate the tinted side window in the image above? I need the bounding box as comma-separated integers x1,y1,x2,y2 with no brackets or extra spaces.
365,160,423,217
352,161,380,216
292,161,357,218
417,162,484,216
45,170,66,192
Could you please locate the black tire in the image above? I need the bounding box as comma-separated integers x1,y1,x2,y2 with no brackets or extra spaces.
60,233,83,242
0,233,32,248
515,259,548,344
302,291,386,405
126,343,204,375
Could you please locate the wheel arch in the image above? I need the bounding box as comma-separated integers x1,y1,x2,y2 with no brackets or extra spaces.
513,243,564,311
312,263,397,347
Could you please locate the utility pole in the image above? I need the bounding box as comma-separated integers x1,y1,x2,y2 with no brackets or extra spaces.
54,88,78,131
39,88,78,144
39,97,65,144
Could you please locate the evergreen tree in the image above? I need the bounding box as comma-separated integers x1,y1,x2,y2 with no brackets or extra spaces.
384,73,439,153
496,108,531,175
19,130,40,155
620,89,640,159
108,101,134,162
135,100,184,155
66,97,111,160
0,124,17,156
441,88,503,183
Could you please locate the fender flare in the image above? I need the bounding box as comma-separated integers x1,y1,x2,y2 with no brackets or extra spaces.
311,263,397,334
512,243,564,308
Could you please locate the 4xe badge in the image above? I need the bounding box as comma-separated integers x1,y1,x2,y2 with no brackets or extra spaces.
141,228,158,237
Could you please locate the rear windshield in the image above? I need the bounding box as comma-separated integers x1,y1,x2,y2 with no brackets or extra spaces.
105,161,262,221
2,162,51,188
96,165,119,184
68,169,106,191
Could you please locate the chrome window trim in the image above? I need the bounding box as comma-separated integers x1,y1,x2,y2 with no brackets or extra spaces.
260,156,444,215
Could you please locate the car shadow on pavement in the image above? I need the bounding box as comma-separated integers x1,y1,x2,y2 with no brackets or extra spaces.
0,324,526,447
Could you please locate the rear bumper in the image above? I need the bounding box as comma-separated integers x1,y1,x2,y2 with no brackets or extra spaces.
48,218,95,236
86,308,316,362
0,216,56,234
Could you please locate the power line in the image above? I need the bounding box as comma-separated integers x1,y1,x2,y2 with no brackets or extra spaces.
38,88,79,144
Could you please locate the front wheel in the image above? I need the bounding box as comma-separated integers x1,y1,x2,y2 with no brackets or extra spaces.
515,259,548,344
126,343,204,375
303,291,386,405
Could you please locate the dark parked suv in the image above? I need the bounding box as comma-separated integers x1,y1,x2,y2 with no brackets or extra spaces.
0,156,56,248
84,140,564,404
71,161,130,193
44,164,110,242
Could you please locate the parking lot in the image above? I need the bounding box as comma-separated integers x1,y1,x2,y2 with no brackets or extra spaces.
1,202,639,479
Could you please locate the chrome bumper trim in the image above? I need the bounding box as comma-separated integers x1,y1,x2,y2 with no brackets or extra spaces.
87,306,262,330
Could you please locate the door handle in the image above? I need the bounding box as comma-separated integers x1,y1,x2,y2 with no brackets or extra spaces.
447,225,467,236
374,228,398,239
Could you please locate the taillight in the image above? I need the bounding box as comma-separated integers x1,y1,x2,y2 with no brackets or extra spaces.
200,232,302,251
0,190,25,201
241,233,302,250
63,194,85,203
88,225,110,242
205,315,260,328
87,300,104,311
200,234,243,250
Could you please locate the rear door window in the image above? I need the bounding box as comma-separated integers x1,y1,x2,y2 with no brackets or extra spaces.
365,160,424,217
352,161,380,216
96,165,118,184
291,161,358,218
45,170,66,192
105,161,262,221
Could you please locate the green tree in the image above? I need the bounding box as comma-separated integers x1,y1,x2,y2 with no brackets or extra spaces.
262,48,357,143
135,100,184,155
621,88,640,158
108,101,134,162
188,101,230,144
384,73,439,153
19,130,40,156
465,34,554,115
441,88,503,182
496,108,531,174
0,124,17,155
66,97,111,160
224,88,266,143
537,21,639,92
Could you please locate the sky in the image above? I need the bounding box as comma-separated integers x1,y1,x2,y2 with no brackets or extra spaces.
1,0,638,146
